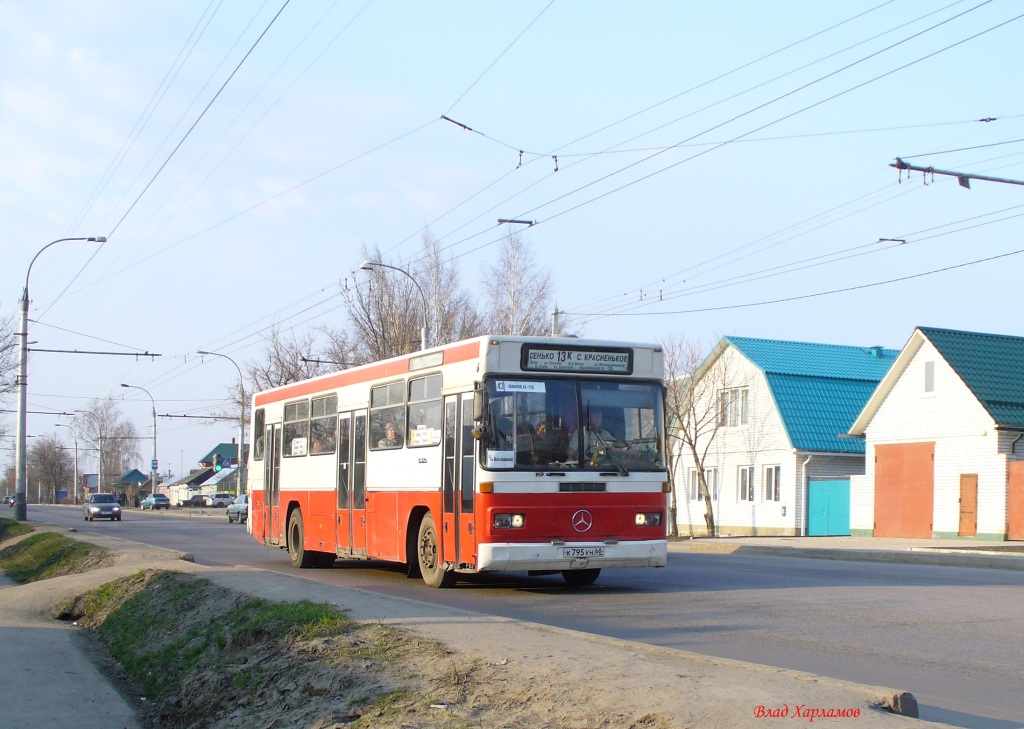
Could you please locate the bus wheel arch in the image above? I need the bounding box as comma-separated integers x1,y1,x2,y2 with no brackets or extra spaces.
287,507,315,569
405,506,429,579
417,511,455,588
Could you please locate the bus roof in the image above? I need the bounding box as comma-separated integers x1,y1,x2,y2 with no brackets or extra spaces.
253,335,663,407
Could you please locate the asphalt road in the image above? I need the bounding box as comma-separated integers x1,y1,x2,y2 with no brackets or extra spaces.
27,505,1024,729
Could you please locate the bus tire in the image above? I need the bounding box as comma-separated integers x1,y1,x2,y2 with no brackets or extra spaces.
288,510,315,569
417,513,455,588
562,568,600,586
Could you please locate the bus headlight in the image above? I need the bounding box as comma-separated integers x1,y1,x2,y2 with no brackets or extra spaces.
494,513,525,529
635,512,662,527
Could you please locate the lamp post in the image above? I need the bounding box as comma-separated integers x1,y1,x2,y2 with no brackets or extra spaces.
196,351,247,493
14,236,105,520
56,423,79,505
121,383,157,504
360,259,429,351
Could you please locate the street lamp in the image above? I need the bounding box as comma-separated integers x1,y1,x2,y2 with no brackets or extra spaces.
196,351,247,493
359,259,429,351
56,423,79,505
14,236,105,520
121,383,158,503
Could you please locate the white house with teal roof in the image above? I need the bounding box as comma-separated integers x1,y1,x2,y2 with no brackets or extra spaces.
847,327,1024,541
675,336,897,537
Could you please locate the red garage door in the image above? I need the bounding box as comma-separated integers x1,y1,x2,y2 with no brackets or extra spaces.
1009,461,1024,541
874,442,934,538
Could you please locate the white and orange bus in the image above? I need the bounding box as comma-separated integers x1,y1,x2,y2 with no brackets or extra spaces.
247,335,668,587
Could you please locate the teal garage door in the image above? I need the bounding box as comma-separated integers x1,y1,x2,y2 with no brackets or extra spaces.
807,479,850,536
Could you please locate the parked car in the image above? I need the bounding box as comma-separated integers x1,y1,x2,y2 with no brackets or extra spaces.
140,493,171,511
206,492,234,508
3,495,14,507
84,493,122,521
181,494,207,508
226,493,248,523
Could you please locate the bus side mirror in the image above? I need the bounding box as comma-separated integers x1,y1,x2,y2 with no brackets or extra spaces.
473,389,486,421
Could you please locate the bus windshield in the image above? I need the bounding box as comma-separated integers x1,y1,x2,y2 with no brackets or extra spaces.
481,377,665,472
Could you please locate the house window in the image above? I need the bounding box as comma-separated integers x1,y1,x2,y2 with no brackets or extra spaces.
924,361,935,393
720,387,748,427
689,467,718,501
738,465,754,502
764,465,781,502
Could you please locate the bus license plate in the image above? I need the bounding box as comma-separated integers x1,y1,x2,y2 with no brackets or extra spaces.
563,547,603,558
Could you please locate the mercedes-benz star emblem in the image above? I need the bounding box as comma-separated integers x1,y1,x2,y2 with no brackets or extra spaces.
571,509,593,532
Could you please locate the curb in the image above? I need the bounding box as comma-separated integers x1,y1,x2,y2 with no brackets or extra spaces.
671,541,1024,571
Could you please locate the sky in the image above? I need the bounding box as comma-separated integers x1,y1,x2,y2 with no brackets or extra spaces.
1,0,1022,480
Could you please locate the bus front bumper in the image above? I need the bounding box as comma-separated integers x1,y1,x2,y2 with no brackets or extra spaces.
476,539,667,572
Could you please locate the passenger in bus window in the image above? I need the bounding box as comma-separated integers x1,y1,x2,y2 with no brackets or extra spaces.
571,409,623,460
377,421,403,448
533,416,568,463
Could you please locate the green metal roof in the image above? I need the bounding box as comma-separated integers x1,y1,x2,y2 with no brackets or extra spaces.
919,327,1024,428
200,443,239,464
726,337,898,453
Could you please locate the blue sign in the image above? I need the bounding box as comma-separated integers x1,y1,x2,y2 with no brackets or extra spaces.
151,459,159,471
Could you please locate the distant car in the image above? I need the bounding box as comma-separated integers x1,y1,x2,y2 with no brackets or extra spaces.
140,493,171,511
181,494,207,508
3,495,14,507
226,494,248,523
206,492,234,508
84,493,122,521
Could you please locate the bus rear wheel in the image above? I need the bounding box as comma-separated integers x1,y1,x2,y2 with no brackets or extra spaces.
562,568,600,586
417,513,455,588
288,510,315,569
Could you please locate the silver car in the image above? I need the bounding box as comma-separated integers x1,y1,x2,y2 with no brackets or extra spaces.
226,494,248,523
84,493,122,521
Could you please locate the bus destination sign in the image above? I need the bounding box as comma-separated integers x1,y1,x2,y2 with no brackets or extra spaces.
522,345,633,374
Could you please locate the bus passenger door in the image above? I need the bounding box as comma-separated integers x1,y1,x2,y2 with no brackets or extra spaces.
443,394,477,567
335,412,367,555
442,397,458,561
263,425,281,544
457,393,476,566
350,413,367,554
335,413,351,553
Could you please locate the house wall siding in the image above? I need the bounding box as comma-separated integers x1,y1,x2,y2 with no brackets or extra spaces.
674,348,805,537
854,339,1006,539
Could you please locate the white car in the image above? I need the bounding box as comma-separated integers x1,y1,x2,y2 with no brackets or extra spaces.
206,492,234,508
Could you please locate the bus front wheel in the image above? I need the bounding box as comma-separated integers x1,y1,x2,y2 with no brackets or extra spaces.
288,510,315,569
417,513,455,588
562,568,600,586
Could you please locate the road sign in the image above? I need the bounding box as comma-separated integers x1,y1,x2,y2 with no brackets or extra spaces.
151,459,158,471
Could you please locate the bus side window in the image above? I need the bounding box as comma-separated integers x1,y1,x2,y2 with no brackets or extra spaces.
370,381,406,450
310,394,338,455
283,400,309,457
408,374,442,447
253,408,265,460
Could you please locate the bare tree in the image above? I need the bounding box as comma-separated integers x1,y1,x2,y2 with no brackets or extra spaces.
663,334,730,538
245,325,328,392
27,434,74,504
345,244,429,360
0,309,16,441
421,233,486,346
481,231,552,336
75,398,140,492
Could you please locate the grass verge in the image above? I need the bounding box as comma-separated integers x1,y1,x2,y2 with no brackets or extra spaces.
58,570,474,728
0,530,108,582
0,516,34,543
